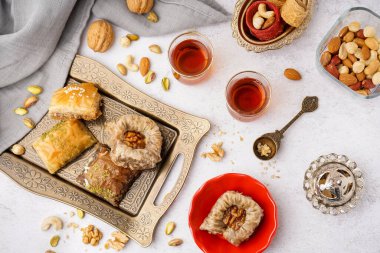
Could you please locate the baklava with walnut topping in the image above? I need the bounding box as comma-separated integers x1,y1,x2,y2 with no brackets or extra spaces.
200,191,263,246
105,114,163,170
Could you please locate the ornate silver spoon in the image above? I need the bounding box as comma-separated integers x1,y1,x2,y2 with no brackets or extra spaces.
253,96,319,160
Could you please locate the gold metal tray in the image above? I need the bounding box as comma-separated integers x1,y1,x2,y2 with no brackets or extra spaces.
232,0,315,52
0,55,210,247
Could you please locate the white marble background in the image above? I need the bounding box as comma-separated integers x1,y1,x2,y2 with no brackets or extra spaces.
1,0,380,252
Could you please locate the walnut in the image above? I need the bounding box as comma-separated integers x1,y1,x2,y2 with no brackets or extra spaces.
222,205,246,231
87,20,114,53
81,225,103,246
126,0,154,14
104,231,129,251
124,131,146,149
201,142,225,162
257,142,272,157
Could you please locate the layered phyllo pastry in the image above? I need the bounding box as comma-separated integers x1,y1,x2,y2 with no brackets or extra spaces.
33,119,97,174
200,191,264,246
49,83,102,121
105,114,162,170
78,144,139,206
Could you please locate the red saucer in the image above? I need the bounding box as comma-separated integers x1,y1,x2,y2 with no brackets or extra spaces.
189,173,278,253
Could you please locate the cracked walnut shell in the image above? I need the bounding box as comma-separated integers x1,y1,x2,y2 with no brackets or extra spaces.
87,20,114,53
105,114,163,170
126,0,154,14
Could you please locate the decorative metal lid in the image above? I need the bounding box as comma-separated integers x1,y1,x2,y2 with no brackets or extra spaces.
303,153,364,215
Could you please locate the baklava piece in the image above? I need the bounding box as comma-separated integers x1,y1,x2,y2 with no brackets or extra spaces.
49,83,102,121
78,144,139,206
200,191,264,247
32,119,97,174
105,114,162,170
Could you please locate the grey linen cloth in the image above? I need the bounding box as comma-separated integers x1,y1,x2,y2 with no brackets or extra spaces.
0,0,229,153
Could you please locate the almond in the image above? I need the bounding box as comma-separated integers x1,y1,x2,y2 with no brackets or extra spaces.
139,57,150,76
320,51,331,66
356,71,365,82
361,45,370,60
284,68,301,80
342,31,354,43
342,58,353,69
339,73,358,86
328,37,341,54
338,26,349,38
24,96,39,108
262,16,275,29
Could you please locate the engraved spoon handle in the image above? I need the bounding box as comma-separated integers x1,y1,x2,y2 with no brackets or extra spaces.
279,110,304,135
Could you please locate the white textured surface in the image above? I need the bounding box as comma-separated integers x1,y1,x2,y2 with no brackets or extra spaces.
1,1,380,252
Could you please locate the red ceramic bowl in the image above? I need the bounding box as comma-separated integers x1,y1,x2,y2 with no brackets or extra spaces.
189,173,278,253
245,1,283,41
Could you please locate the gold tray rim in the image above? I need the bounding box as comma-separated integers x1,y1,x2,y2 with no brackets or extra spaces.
231,0,315,52
0,55,211,247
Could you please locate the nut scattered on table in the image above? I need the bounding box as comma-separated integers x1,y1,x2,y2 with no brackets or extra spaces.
161,77,170,91
127,34,139,41
27,85,43,95
119,36,131,48
126,0,154,14
147,11,159,23
165,221,176,235
87,19,114,53
77,209,85,219
284,68,302,80
201,142,225,162
149,44,162,54
144,70,156,84
117,63,127,76
10,144,25,156
168,238,183,247
104,231,129,251
81,224,103,246
23,117,35,129
50,235,60,247
14,107,28,116
24,96,39,109
126,55,139,72
41,216,63,231
139,57,150,76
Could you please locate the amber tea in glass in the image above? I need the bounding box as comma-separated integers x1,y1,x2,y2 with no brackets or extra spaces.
168,32,213,82
226,71,271,121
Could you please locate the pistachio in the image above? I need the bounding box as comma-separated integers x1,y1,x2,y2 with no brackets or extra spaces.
77,209,85,219
165,221,176,235
144,70,156,84
147,11,159,23
27,85,43,95
149,44,162,54
24,96,39,108
23,118,35,129
127,34,139,41
162,77,170,91
50,235,60,247
117,63,127,76
168,238,183,246
14,107,28,116
119,36,131,48
10,144,25,156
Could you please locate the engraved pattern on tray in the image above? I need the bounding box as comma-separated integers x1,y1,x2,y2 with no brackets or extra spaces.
19,95,177,215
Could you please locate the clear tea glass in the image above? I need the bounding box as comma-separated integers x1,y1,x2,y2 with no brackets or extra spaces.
226,71,271,121
168,31,213,83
